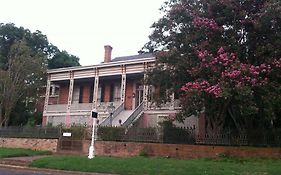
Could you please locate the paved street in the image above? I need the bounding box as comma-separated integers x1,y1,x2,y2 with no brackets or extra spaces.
0,166,114,175
0,167,54,175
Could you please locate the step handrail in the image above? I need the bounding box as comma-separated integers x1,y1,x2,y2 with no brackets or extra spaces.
122,102,144,128
99,102,124,126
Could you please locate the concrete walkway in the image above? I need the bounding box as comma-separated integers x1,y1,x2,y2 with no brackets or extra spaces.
0,156,115,175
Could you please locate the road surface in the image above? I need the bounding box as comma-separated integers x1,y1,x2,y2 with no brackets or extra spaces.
0,167,54,175
0,166,113,175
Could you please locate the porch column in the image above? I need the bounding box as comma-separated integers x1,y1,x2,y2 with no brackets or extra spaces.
92,75,99,110
43,75,51,114
120,65,126,103
51,84,55,96
43,75,51,126
169,92,175,110
66,71,74,127
143,62,148,110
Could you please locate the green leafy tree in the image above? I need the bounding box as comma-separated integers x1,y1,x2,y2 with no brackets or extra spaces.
145,0,281,134
0,40,46,127
0,23,81,126
48,50,80,69
0,23,80,69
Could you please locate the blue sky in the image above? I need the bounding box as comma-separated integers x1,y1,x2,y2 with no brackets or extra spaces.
0,0,165,65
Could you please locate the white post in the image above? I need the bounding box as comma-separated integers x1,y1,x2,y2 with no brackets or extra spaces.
120,65,126,103
169,92,175,110
43,76,51,113
88,111,97,159
92,75,99,110
66,72,74,127
143,62,148,110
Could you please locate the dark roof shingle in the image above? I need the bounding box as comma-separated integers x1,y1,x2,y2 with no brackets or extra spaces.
110,53,154,62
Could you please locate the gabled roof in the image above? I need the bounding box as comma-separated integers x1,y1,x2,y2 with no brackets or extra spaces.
111,53,154,62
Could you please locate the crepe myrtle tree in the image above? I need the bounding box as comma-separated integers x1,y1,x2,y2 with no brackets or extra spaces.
144,0,281,134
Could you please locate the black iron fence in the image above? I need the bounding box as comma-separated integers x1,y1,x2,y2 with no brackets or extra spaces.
0,127,61,139
97,126,281,147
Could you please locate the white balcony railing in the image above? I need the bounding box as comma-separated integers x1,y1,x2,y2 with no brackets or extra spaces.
46,104,68,112
70,103,92,111
46,101,122,113
96,101,121,112
147,99,181,110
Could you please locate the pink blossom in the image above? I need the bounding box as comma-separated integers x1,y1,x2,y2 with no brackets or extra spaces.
192,16,221,30
184,47,277,99
217,47,224,54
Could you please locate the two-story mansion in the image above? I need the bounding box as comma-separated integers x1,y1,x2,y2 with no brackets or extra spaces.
43,45,198,130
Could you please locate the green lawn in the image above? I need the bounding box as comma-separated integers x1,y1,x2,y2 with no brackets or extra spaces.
30,155,281,175
0,148,51,158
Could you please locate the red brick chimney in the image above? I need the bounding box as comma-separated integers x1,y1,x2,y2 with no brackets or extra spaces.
104,45,113,63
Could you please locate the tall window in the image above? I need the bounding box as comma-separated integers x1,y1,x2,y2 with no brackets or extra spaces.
98,85,104,102
89,84,93,103
109,84,114,102
79,86,84,103
114,84,121,102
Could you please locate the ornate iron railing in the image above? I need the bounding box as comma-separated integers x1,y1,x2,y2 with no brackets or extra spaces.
96,126,281,147
122,102,144,128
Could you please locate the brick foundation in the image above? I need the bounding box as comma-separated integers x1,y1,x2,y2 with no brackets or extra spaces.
0,138,58,152
82,141,281,159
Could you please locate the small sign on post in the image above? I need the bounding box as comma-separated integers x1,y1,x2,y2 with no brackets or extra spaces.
88,110,98,159
62,132,72,137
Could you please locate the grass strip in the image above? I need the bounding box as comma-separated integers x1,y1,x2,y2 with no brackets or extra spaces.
30,155,281,175
0,148,51,158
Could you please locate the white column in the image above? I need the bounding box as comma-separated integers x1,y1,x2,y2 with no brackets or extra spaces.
51,84,55,96
66,72,74,127
120,65,126,103
67,77,74,111
143,62,148,110
120,74,126,103
92,76,99,110
169,92,175,110
43,75,51,113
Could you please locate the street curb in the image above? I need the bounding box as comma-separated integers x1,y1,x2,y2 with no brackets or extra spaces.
0,163,116,175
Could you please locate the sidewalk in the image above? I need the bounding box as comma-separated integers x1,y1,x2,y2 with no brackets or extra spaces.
0,156,115,175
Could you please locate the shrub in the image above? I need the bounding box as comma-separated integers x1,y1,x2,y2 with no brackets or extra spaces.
97,126,125,141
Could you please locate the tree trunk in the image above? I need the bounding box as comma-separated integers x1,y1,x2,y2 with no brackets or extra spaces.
205,98,231,135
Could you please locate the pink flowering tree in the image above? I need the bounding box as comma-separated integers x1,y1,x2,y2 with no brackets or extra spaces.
144,0,281,134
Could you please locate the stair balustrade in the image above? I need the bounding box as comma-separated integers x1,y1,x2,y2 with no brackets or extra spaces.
122,102,144,128
99,102,124,126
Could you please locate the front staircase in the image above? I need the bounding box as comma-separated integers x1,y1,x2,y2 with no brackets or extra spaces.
111,110,134,126
99,102,144,127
